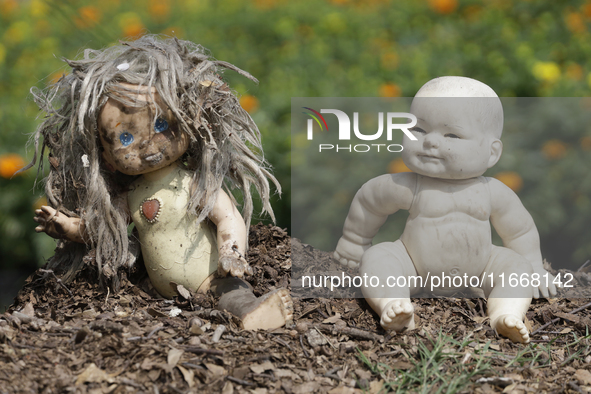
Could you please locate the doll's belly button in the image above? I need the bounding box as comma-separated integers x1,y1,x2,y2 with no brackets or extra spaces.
450,268,460,275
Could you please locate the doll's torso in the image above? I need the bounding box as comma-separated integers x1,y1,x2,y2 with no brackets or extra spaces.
400,174,493,278
128,166,218,298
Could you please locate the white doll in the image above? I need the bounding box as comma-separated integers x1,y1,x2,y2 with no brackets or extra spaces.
334,76,557,343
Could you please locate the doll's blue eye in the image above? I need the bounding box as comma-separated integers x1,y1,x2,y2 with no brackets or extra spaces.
154,118,168,133
120,132,134,146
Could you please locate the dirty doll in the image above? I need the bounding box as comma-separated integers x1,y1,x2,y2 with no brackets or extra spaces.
334,76,556,343
28,35,292,330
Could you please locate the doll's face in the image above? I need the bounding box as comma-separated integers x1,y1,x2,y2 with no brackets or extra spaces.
98,85,189,176
401,97,502,180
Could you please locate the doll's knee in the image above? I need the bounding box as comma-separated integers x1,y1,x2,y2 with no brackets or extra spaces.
501,255,534,278
359,241,416,282
488,246,534,276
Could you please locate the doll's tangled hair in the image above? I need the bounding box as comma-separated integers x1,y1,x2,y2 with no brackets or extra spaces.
26,35,280,287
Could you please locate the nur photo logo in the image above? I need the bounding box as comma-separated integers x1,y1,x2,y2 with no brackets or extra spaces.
302,107,417,153
302,107,329,138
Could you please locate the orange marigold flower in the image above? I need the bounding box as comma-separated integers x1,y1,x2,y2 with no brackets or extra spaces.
581,136,591,151
494,171,523,192
542,139,568,160
583,3,591,19
123,22,145,38
566,63,584,81
379,83,401,97
0,153,26,178
49,71,65,85
428,0,458,15
80,6,100,22
118,13,144,38
463,5,481,21
380,51,399,71
566,12,586,35
34,19,51,36
75,6,101,29
149,0,170,21
0,0,18,16
240,95,259,113
388,157,411,174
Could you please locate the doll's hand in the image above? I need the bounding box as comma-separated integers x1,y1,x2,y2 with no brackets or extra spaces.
334,237,369,269
217,252,253,278
532,265,558,299
34,206,68,239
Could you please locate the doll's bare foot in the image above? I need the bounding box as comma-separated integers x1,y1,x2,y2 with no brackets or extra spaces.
380,299,415,331
241,288,294,330
491,314,530,344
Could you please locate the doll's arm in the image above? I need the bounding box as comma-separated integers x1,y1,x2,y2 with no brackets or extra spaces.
335,172,416,268
489,178,557,298
34,191,130,244
34,205,87,243
208,190,252,278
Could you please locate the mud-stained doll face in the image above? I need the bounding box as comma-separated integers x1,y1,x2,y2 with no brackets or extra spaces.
98,85,189,176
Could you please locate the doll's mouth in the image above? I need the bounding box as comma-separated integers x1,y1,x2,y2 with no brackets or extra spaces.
418,154,442,160
141,152,164,164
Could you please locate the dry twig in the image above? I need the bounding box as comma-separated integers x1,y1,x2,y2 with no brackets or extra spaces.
39,269,73,297
227,376,254,387
299,334,310,358
531,301,591,336
316,324,383,342
184,346,225,356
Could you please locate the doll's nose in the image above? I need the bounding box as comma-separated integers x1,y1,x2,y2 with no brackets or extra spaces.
139,133,168,149
423,133,440,149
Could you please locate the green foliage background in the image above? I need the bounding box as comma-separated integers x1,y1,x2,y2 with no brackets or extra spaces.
1,0,590,297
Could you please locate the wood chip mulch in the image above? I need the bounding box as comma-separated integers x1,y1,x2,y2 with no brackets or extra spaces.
1,223,591,393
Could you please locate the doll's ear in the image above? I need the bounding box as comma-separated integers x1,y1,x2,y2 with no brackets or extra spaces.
487,139,503,168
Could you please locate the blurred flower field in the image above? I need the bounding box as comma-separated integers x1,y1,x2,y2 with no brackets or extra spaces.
1,0,591,297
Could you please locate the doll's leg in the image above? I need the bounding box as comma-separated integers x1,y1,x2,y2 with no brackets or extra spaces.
481,246,533,343
360,240,419,332
209,277,293,330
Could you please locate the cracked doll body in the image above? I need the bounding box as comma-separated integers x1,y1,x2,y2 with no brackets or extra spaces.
334,76,557,343
30,36,292,330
